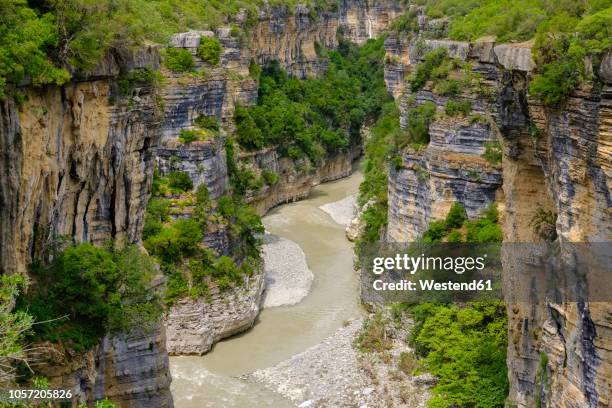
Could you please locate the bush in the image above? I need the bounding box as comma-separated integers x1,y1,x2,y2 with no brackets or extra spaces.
422,220,447,243
434,78,461,96
262,170,279,186
447,229,463,243
445,202,467,229
168,171,193,192
197,37,223,66
409,48,448,91
118,69,162,96
398,351,417,375
20,243,162,351
402,101,437,146
234,106,264,149
445,100,472,116
145,218,202,263
178,129,209,144
355,312,392,353
194,115,219,131
143,198,170,239
409,301,508,407
483,140,502,164
164,48,194,72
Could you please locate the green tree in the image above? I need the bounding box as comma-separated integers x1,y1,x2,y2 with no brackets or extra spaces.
197,37,222,65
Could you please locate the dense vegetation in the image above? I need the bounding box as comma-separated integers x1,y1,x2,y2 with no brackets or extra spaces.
409,301,508,407
0,0,339,97
421,203,503,244
144,166,263,304
392,0,611,105
16,243,162,352
234,37,391,163
414,205,505,406
0,274,32,384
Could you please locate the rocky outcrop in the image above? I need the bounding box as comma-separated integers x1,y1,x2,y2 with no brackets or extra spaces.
385,39,503,242
0,48,173,405
383,20,612,407
165,270,265,355
34,325,172,407
242,145,361,215
500,67,612,408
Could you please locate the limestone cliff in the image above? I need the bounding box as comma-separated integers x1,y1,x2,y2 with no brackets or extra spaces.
385,37,503,241
383,17,611,407
0,47,173,406
158,0,402,355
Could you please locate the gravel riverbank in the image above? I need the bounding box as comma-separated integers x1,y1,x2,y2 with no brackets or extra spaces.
261,233,314,308
246,315,432,407
319,193,358,227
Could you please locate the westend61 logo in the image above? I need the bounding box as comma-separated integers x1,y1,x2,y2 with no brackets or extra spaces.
370,253,493,293
360,242,612,305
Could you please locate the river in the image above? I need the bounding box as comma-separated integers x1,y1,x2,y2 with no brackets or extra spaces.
170,164,364,407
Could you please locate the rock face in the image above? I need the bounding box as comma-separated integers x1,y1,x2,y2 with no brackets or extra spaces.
242,145,362,215
0,49,173,405
158,0,402,355
165,272,265,355
385,38,503,242
500,68,612,408
383,19,612,407
35,325,172,407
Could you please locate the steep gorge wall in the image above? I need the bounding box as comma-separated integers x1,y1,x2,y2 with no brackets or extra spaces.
159,0,401,355
0,48,173,406
383,18,612,407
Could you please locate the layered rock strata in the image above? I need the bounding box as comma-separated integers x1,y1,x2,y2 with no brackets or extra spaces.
158,0,403,355
383,19,612,407
385,38,504,241
165,271,265,355
0,48,173,406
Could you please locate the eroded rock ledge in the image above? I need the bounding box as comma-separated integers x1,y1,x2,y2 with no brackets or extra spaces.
383,13,612,406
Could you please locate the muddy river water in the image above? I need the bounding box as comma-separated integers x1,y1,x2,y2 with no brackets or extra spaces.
170,165,364,407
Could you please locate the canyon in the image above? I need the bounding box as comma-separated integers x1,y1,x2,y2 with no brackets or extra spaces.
0,1,610,407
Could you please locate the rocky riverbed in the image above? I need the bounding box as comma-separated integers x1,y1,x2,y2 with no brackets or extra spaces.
247,315,431,407
262,233,314,308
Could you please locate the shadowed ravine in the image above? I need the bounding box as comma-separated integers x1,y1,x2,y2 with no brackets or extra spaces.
170,164,364,407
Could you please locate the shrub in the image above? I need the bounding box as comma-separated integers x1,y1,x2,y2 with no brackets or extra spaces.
164,48,194,72
434,78,461,96
20,243,162,351
262,170,279,186
422,220,447,243
234,106,264,149
398,351,417,375
483,140,502,164
178,129,210,144
194,115,219,131
143,198,170,239
145,218,202,263
529,208,558,241
118,69,162,96
409,48,448,91
355,312,392,353
445,202,467,229
446,229,463,243
0,274,33,382
197,37,223,66
402,101,437,146
444,100,472,116
409,301,508,407
168,171,193,192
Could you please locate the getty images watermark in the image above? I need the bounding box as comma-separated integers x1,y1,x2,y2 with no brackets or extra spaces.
360,242,611,304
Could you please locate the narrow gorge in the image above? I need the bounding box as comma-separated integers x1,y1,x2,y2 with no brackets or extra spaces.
0,0,610,407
